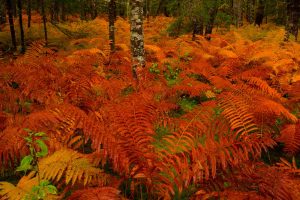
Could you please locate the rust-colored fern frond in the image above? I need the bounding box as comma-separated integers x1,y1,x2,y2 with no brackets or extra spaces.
218,92,258,136
252,97,298,123
277,121,300,155
23,40,55,61
152,105,276,197
229,162,300,200
67,187,122,200
104,98,159,175
0,127,28,168
239,77,283,100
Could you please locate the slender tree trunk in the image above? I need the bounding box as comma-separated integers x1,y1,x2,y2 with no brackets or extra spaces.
255,0,265,27
17,0,25,53
50,0,59,23
0,0,6,26
27,0,31,28
192,17,204,40
108,0,116,52
60,1,66,22
41,0,48,45
284,0,299,41
12,0,17,17
205,3,218,40
36,0,40,14
91,0,97,19
130,0,145,80
6,0,17,51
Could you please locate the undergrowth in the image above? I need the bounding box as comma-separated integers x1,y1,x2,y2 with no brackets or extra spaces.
0,17,300,200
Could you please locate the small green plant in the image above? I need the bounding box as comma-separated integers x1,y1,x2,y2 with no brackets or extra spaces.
178,96,199,112
179,52,193,63
164,63,181,86
149,63,160,74
17,129,57,200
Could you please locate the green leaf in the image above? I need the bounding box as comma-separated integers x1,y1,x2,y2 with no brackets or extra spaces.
35,139,48,157
34,132,46,137
24,136,32,143
46,185,58,195
24,128,32,133
40,180,50,186
31,185,40,193
38,189,46,199
16,155,33,172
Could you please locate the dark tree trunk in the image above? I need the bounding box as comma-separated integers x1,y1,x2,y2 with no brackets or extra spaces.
255,0,265,27
0,0,6,24
117,0,126,18
80,0,87,20
35,0,40,13
91,0,97,19
130,0,145,80
60,1,66,22
284,0,300,41
205,3,218,40
156,0,169,17
108,0,116,52
41,0,48,45
12,0,17,17
192,17,204,40
17,0,25,53
246,0,255,23
6,0,17,51
27,0,31,28
51,0,59,23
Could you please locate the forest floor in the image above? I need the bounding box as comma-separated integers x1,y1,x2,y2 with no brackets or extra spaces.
0,16,300,199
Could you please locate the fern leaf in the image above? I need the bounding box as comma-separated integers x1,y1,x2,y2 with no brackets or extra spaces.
277,121,300,155
219,93,258,136
0,127,28,168
67,187,122,200
240,77,283,100
0,172,58,200
38,149,106,186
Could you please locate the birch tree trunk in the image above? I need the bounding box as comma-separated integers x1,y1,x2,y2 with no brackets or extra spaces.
130,0,145,80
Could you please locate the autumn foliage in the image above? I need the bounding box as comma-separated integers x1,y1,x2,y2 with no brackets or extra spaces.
0,17,300,199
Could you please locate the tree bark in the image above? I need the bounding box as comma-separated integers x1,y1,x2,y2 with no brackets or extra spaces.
0,0,6,26
205,2,218,40
41,0,48,45
130,0,145,80
6,0,17,51
108,0,116,52
284,0,300,41
255,0,265,27
12,0,17,17
60,1,66,22
27,0,31,28
50,0,59,23
17,0,25,53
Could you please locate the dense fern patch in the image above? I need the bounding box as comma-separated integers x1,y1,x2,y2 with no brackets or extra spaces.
0,18,300,200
